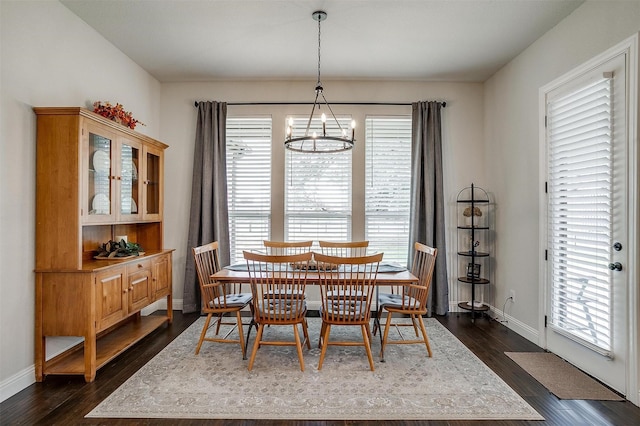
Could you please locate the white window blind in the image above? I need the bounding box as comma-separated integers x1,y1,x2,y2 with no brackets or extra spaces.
285,116,352,242
365,116,412,264
226,117,271,264
547,76,613,354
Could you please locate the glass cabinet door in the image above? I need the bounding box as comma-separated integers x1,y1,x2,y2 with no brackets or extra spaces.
119,139,141,218
87,130,113,220
144,146,162,219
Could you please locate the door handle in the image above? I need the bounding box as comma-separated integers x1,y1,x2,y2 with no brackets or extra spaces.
608,262,623,271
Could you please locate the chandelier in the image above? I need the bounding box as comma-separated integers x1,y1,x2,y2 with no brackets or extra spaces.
284,11,355,154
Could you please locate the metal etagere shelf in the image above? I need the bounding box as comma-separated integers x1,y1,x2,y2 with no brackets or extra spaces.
456,183,492,322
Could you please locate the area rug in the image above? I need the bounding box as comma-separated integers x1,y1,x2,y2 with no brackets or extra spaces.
505,352,624,401
87,317,543,420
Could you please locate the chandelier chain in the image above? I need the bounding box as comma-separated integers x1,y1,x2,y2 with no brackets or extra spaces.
317,14,322,86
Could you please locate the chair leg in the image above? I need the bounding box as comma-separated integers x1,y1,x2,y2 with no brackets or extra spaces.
215,313,223,335
365,322,373,348
247,324,265,371
292,324,305,371
236,311,246,359
380,311,394,362
417,315,432,357
372,307,383,336
195,313,213,355
244,318,257,360
301,318,311,349
361,324,375,371
317,322,331,370
318,321,326,348
410,314,420,337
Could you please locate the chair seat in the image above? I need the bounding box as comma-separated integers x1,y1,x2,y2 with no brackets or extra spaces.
257,299,307,317
320,301,368,320
210,292,252,308
378,292,421,310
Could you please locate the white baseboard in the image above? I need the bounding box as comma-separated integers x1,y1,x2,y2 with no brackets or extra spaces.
0,365,35,403
489,306,539,344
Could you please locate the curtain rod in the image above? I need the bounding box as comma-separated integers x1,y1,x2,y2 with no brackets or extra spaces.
194,101,446,107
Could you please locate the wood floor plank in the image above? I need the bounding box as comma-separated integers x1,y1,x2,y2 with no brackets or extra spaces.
2,311,640,425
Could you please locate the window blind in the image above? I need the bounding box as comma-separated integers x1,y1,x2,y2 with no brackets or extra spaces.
285,116,352,242
547,76,613,354
226,117,272,264
365,116,412,264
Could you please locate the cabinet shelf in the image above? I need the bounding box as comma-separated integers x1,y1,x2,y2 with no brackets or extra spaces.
457,251,490,257
458,302,490,312
457,276,490,284
457,199,489,203
44,315,168,376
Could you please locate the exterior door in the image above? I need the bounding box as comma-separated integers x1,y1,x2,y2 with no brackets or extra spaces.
543,51,628,394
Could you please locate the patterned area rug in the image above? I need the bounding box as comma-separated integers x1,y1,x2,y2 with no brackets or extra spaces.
87,317,543,420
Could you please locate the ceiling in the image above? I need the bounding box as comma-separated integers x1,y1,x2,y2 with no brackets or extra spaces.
61,0,584,83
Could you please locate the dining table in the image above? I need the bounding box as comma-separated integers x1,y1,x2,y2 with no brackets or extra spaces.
210,262,419,286
211,261,419,360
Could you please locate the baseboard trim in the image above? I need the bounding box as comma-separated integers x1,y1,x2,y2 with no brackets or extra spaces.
489,306,539,344
0,364,35,403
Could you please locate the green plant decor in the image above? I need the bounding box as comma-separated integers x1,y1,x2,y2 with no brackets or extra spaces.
97,239,144,258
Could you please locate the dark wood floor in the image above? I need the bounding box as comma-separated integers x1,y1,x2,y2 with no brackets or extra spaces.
2,311,640,426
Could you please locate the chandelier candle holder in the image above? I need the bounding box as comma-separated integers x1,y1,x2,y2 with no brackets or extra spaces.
284,11,355,154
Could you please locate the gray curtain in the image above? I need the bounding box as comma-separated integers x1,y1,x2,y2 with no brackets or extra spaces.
409,101,449,316
182,101,230,313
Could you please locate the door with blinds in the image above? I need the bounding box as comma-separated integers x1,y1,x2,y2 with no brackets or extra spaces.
543,52,628,394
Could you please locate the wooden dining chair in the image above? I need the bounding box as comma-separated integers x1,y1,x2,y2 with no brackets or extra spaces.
318,240,369,257
263,240,313,255
192,241,253,358
372,242,437,361
243,250,313,371
313,251,383,371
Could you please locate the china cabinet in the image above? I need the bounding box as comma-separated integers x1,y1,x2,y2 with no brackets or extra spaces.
34,107,173,382
456,184,492,321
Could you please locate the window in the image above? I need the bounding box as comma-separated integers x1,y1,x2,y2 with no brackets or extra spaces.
226,117,271,264
285,116,352,242
365,116,412,264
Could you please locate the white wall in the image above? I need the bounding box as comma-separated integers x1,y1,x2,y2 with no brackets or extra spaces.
160,81,485,311
483,0,640,396
0,0,161,401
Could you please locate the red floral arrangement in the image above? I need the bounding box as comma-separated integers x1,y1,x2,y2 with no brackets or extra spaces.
93,101,144,129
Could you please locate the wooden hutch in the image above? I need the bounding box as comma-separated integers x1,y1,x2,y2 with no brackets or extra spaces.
34,107,173,382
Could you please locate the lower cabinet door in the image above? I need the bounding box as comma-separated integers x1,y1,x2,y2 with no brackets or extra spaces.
152,253,172,300
95,266,127,330
127,260,152,313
